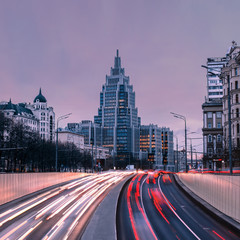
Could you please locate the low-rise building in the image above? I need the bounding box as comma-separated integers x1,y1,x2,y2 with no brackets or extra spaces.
58,130,85,150
0,100,39,132
58,129,110,163
67,120,101,146
202,100,223,169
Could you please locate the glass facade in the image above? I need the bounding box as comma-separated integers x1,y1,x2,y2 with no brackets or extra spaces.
140,125,162,165
94,50,140,164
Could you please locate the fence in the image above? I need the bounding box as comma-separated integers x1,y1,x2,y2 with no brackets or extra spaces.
0,172,89,205
177,173,240,223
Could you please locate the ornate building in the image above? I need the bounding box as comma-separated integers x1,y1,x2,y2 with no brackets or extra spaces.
0,99,39,132
0,89,55,141
202,100,223,169
221,41,240,165
28,88,55,141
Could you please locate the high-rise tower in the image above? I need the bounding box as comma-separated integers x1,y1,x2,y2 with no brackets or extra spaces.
94,50,140,166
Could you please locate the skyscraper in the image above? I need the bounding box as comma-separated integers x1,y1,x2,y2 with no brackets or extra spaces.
94,50,140,167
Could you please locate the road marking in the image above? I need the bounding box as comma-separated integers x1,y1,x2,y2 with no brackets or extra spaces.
158,176,201,240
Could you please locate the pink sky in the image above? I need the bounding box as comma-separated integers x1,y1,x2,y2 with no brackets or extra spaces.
0,0,240,154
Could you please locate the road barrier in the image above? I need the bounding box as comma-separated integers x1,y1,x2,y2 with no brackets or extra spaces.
177,173,240,223
0,172,89,205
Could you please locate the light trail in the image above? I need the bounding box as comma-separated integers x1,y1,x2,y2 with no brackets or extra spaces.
0,171,132,240
158,176,201,240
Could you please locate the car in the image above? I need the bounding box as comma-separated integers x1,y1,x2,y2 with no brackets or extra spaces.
147,170,156,184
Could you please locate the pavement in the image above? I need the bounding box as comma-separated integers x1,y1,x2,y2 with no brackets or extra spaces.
82,174,133,240
174,174,240,234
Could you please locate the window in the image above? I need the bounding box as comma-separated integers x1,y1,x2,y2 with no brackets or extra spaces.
217,148,222,157
235,68,238,76
236,108,239,118
216,112,222,118
217,135,221,142
236,94,239,103
235,81,238,89
208,135,212,142
207,112,212,118
208,123,212,128
237,123,240,134
217,122,221,128
208,148,213,158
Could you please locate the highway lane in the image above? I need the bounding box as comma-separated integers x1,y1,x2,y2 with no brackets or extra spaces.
0,171,132,240
118,173,240,240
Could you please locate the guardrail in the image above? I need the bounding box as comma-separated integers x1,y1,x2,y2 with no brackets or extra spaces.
0,172,89,205
177,173,240,223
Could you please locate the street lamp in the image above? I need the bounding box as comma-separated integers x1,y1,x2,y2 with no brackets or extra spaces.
174,135,179,172
170,112,188,172
90,137,94,173
55,113,72,172
201,65,232,174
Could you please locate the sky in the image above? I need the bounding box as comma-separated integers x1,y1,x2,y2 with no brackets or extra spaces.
0,0,240,155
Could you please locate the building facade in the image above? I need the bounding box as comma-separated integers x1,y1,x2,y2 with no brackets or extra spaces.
58,130,85,150
140,124,162,167
58,129,109,163
221,41,240,164
206,57,226,101
67,120,101,146
202,54,226,169
94,50,140,166
139,125,174,170
202,100,223,169
0,89,55,141
0,100,39,132
28,89,55,141
161,127,174,171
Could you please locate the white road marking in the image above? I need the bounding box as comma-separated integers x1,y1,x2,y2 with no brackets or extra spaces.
158,176,201,240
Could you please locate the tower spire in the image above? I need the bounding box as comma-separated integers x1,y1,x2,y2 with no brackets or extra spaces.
111,49,125,76
114,49,121,69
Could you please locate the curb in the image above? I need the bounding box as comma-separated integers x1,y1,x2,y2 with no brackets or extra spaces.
173,174,240,236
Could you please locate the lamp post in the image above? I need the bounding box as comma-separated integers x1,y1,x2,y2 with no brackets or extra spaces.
201,65,232,174
55,113,72,172
227,75,233,174
170,112,188,172
174,136,178,172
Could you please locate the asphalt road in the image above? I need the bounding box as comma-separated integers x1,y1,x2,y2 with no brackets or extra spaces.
117,173,240,240
0,171,131,240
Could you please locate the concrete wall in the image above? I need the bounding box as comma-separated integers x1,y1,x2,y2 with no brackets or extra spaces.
0,172,89,205
178,173,240,223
